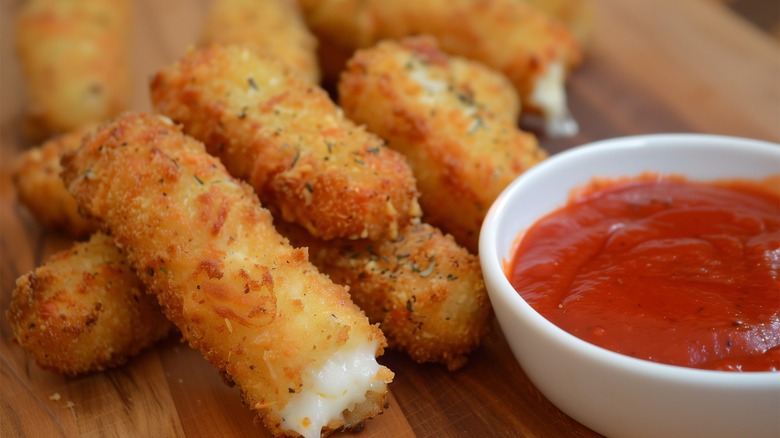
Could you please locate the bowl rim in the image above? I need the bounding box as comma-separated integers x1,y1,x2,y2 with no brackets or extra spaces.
479,133,780,384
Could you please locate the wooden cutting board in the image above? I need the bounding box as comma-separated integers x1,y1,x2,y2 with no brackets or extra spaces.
2,0,778,437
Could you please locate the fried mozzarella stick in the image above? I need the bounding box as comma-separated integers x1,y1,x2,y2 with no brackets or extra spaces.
299,0,582,136
201,0,320,83
339,38,547,253
13,125,99,238
6,232,173,376
280,220,492,371
62,113,393,438
151,45,420,241
15,0,132,139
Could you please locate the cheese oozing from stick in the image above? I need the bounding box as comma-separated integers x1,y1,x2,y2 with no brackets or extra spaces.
280,339,386,438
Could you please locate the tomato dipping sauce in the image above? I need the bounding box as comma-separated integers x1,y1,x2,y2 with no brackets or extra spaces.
508,176,780,372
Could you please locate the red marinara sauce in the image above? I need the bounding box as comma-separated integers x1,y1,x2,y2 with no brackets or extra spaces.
508,176,780,372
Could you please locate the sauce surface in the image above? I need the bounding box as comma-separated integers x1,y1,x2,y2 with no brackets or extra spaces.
509,177,780,371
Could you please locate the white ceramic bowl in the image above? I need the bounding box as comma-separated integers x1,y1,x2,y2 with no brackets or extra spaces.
479,134,780,438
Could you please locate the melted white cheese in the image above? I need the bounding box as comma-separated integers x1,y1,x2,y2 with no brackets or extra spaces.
279,340,385,438
528,61,579,137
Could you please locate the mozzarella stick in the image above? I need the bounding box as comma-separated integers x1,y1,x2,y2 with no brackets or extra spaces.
200,0,320,83
61,112,393,438
279,220,492,371
299,0,582,136
151,45,421,241
15,0,132,139
13,125,99,238
339,37,547,253
6,232,173,376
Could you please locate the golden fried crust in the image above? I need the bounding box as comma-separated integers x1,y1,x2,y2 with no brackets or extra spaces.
15,0,132,139
12,125,99,237
200,0,320,83
61,112,392,437
447,54,521,124
524,0,594,46
281,220,493,371
6,232,173,376
151,45,421,241
339,37,547,253
299,0,582,111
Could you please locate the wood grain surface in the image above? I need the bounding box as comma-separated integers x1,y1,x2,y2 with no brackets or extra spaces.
2,0,778,437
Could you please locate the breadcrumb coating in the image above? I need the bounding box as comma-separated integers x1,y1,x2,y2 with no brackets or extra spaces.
299,0,582,116
280,219,493,371
15,0,131,139
151,45,421,241
12,125,99,237
524,0,594,46
61,112,392,437
201,0,320,83
6,232,173,376
339,37,547,252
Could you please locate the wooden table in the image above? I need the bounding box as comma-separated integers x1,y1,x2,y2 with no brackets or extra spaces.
2,0,778,436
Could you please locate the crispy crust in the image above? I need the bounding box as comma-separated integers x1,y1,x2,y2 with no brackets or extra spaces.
446,51,521,124
151,45,421,241
339,37,547,252
12,125,99,237
6,232,173,376
299,0,582,112
15,0,132,139
61,112,392,437
200,0,320,83
281,219,493,371
525,0,595,46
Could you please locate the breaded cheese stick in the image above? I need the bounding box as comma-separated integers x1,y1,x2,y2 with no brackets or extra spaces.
299,0,582,136
524,0,594,46
151,45,421,241
200,0,320,83
6,232,173,376
339,38,547,253
279,220,492,371
13,125,99,238
61,112,393,438
15,0,132,139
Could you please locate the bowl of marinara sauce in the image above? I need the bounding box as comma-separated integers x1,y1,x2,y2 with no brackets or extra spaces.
479,134,780,438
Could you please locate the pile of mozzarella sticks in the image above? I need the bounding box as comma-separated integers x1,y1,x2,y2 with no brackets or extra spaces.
7,0,592,436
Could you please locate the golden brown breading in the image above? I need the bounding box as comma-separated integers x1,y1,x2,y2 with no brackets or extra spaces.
524,0,594,46
12,125,99,238
15,0,132,139
280,219,492,371
447,53,521,125
151,45,421,241
200,0,320,83
61,112,393,438
6,232,173,376
299,0,582,133
319,44,522,125
339,37,547,253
